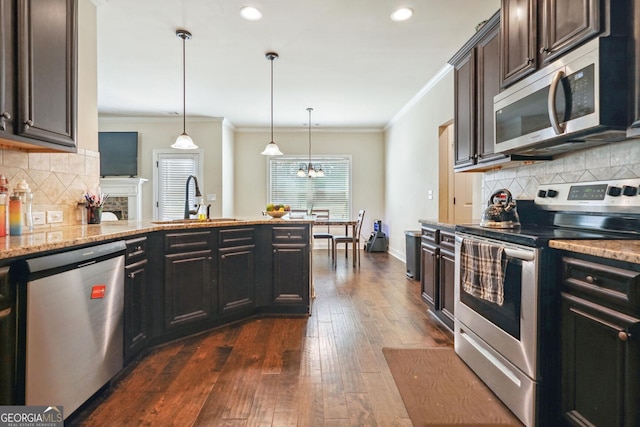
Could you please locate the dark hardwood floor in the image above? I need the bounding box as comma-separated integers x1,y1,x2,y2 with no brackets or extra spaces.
70,249,453,426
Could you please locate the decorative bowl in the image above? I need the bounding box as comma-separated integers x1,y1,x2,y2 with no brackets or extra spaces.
266,210,287,219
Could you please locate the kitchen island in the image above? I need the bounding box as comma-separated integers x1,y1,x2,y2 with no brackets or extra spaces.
0,218,313,415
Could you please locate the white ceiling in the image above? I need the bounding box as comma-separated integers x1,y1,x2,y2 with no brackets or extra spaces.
96,0,500,130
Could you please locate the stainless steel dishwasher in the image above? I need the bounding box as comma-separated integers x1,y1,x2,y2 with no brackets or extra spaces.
24,240,126,418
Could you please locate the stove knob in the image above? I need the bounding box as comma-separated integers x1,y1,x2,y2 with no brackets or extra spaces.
537,190,547,198
622,185,638,196
547,189,558,198
608,186,622,197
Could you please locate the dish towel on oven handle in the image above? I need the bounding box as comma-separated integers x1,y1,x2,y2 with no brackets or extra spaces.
460,238,506,306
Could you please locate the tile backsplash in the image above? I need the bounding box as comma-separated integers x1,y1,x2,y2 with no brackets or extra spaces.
483,139,640,201
0,148,100,228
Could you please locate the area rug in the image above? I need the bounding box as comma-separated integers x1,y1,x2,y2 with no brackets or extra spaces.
382,347,523,426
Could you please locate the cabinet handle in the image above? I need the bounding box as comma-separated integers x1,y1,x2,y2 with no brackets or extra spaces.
128,272,135,279
526,57,533,65
585,275,597,284
221,254,225,259
24,119,34,129
619,331,630,341
539,47,550,54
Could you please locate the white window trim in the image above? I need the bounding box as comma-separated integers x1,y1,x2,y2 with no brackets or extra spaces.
152,148,204,220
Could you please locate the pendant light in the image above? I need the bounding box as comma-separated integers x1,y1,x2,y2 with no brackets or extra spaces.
297,108,323,177
261,52,283,156
172,29,198,149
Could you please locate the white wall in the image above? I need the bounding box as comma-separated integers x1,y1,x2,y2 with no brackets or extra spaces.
234,129,385,236
98,117,224,220
384,71,456,260
221,119,235,218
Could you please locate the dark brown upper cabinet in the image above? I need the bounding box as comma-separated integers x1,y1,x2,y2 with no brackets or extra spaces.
0,0,77,152
501,0,631,88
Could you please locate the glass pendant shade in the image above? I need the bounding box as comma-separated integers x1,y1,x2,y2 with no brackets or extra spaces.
262,141,283,156
172,133,197,149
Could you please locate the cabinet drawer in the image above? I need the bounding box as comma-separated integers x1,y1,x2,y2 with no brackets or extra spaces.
164,231,212,253
439,230,455,251
562,256,640,311
125,236,147,263
272,226,308,243
421,226,438,244
218,227,255,248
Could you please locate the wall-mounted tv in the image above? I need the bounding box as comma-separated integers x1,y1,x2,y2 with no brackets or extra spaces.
98,132,139,177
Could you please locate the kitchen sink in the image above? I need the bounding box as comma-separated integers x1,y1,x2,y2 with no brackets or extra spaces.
151,218,238,224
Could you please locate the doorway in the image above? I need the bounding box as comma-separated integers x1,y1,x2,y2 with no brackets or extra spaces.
438,122,477,224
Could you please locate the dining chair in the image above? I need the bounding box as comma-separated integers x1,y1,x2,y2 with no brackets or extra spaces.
332,209,365,267
311,209,333,257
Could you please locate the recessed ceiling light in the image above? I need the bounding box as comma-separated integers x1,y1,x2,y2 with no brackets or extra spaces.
390,7,413,22
240,6,262,21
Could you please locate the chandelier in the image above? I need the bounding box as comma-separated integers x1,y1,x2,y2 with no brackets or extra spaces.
297,108,324,177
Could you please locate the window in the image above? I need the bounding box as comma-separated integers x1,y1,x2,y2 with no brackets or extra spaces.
268,156,351,219
153,150,202,220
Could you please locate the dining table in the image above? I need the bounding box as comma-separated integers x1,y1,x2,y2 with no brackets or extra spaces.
313,218,358,267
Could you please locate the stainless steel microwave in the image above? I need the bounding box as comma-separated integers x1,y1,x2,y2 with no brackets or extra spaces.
493,37,629,156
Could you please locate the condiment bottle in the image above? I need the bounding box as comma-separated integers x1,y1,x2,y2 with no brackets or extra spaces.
197,198,207,220
9,194,21,235
14,180,33,232
0,175,8,237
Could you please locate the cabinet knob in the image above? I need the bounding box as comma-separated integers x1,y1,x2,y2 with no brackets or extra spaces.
24,119,34,129
618,331,630,341
221,255,225,259
128,272,135,279
539,47,550,54
585,275,597,284
526,57,533,65
0,112,10,131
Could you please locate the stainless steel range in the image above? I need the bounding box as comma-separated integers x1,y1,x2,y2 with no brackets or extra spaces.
454,178,640,427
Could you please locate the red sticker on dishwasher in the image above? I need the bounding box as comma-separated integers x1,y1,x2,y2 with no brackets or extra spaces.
91,285,106,299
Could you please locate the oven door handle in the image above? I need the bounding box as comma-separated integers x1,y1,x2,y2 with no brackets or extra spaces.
504,247,535,261
456,235,535,262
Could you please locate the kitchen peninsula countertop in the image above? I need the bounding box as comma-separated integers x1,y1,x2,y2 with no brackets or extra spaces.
419,219,456,230
0,217,313,261
550,240,640,264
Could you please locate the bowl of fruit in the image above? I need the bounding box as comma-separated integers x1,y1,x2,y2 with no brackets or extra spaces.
265,203,290,218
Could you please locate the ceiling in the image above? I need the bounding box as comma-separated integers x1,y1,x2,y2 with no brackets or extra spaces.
95,0,500,130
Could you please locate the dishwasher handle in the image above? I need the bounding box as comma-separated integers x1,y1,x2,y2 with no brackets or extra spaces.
25,240,126,276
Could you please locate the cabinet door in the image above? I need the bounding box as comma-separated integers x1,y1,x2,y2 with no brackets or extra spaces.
16,0,76,149
272,244,309,307
124,259,148,362
561,292,640,427
438,248,455,329
540,0,599,64
476,22,504,165
501,0,537,87
453,50,476,169
0,0,13,137
218,244,255,316
164,250,213,330
420,242,438,307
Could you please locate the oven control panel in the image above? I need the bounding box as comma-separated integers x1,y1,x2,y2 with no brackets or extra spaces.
535,178,640,212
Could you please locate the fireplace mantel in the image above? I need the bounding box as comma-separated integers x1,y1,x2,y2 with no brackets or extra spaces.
100,177,148,220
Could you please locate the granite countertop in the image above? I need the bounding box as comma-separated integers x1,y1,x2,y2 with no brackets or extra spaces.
0,217,313,261
549,240,640,264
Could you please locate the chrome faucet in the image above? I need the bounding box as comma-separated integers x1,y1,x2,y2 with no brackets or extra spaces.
184,175,202,219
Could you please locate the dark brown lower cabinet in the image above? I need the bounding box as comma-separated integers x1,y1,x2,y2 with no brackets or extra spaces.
218,228,256,316
560,255,640,426
420,224,455,330
271,226,310,311
163,231,214,331
0,265,14,404
124,259,148,362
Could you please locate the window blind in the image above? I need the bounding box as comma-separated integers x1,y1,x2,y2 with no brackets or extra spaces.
157,153,199,220
269,156,351,220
